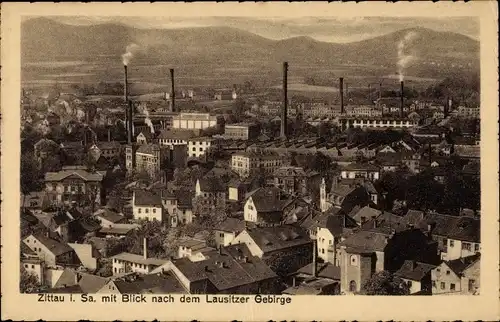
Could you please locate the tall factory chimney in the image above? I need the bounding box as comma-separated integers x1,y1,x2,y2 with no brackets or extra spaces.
170,68,175,112
124,65,133,144
281,62,288,139
444,97,450,118
368,83,371,102
400,80,404,117
339,77,345,114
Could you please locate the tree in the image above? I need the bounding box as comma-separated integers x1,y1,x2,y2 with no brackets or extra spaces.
360,271,410,295
20,267,41,293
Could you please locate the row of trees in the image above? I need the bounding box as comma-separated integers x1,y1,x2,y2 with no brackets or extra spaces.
375,165,480,214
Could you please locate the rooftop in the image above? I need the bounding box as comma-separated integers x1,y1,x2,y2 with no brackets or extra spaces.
394,260,436,281
134,190,162,207
112,252,168,266
114,271,187,294
246,187,295,213
28,233,74,256
245,225,312,254
45,168,104,182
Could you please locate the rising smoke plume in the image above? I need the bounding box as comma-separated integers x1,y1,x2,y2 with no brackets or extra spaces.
138,102,155,134
397,31,418,82
122,43,140,66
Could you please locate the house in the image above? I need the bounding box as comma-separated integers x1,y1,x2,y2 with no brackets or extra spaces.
214,90,237,101
431,254,480,295
272,166,320,197
177,237,215,261
194,177,226,213
44,166,105,206
136,131,157,145
341,163,380,181
228,177,255,202
284,261,341,295
23,233,80,267
338,228,439,294
320,179,371,214
187,137,214,159
22,191,51,210
172,112,221,130
96,223,140,239
150,243,279,294
132,190,164,222
94,208,127,228
60,141,85,162
350,206,381,226
21,257,46,285
231,150,283,177
415,212,480,260
98,271,186,294
88,141,121,160
243,187,302,226
232,225,313,276
308,208,358,264
401,151,422,173
134,144,169,177
394,260,436,294
224,123,260,141
67,242,101,271
214,218,246,248
157,128,198,149
111,252,168,275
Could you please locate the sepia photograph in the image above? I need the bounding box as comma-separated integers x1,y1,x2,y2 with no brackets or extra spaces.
2,2,499,321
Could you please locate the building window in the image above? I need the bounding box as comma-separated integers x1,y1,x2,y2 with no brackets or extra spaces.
153,208,156,213
474,244,480,251
462,242,472,251
138,208,142,214
440,282,445,290
32,265,35,269
468,279,476,291
449,240,454,247
446,270,450,275
24,264,28,268
407,280,412,288
432,281,436,288
219,233,224,238
450,283,456,291
349,280,357,292
350,255,358,266
145,208,149,213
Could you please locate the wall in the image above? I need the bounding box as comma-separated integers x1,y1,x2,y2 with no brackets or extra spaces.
443,239,480,261
228,187,239,201
431,263,461,294
133,205,163,222
461,259,480,295
243,197,258,223
21,260,45,284
402,278,422,294
44,268,64,288
316,227,334,263
340,249,360,294
23,236,57,267
232,231,264,258
112,258,153,275
97,281,121,294
68,243,97,271
214,230,236,248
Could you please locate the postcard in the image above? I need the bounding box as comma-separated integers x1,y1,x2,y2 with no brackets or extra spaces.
1,2,499,321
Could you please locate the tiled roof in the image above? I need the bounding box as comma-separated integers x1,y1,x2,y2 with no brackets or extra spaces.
445,253,480,276
158,128,198,140
273,166,307,178
217,218,246,233
136,143,161,155
245,225,312,254
29,233,74,256
351,206,381,224
344,162,380,172
34,138,59,150
297,262,341,280
339,230,390,253
96,141,121,150
361,212,409,233
417,213,480,243
99,224,139,235
402,210,425,226
78,273,109,293
394,260,436,281
112,252,168,266
114,272,187,294
174,244,277,291
45,168,104,182
134,190,162,207
330,184,356,197
247,187,295,213
94,208,125,224
198,177,226,193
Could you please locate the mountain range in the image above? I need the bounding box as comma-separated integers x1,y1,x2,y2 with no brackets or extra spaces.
22,17,479,79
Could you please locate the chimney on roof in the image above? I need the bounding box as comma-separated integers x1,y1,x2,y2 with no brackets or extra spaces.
312,239,317,277
339,77,344,115
170,68,175,112
400,80,404,117
281,62,288,139
143,237,148,259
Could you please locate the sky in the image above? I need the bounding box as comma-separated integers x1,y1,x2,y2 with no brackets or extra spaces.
46,16,479,43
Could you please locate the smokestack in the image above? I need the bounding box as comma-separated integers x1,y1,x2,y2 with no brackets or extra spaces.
107,128,111,142
368,83,371,102
281,62,288,139
339,77,344,114
400,80,404,117
143,237,148,259
312,239,317,277
127,100,133,144
379,82,382,100
170,69,175,112
444,97,450,118
124,65,128,103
